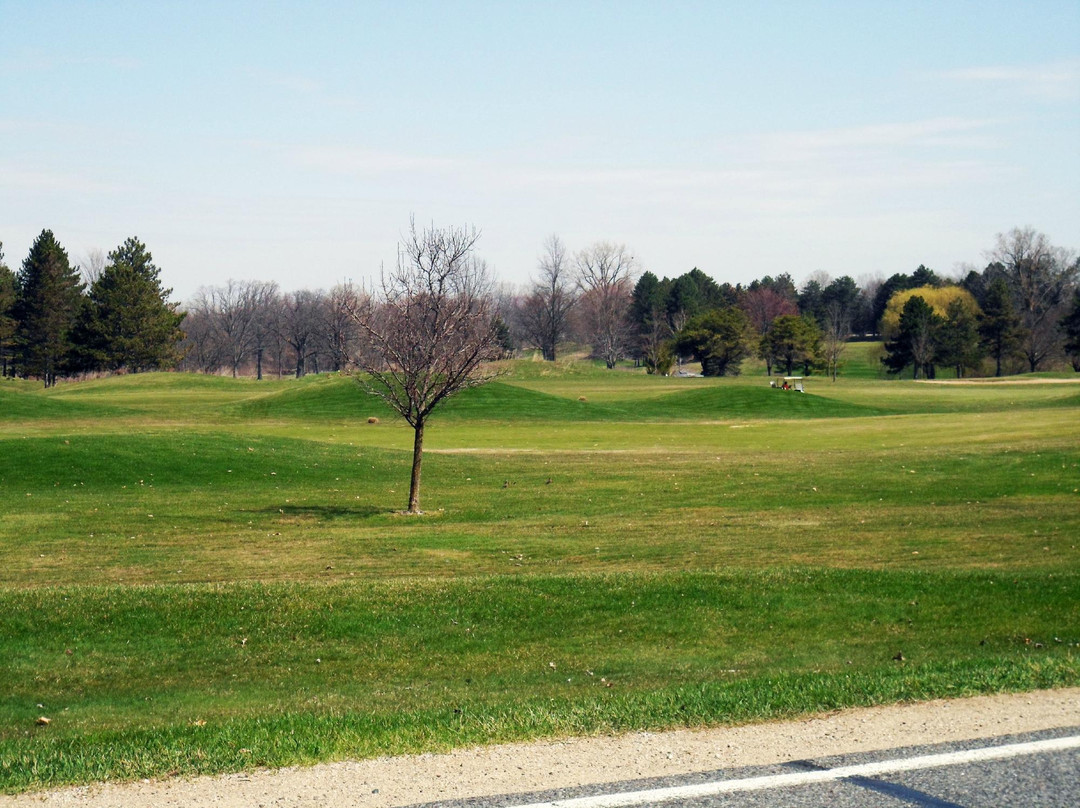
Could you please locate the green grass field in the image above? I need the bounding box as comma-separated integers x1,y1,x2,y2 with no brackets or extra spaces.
1,352,1078,793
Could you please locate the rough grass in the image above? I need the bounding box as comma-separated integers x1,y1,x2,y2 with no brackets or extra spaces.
1,359,1078,792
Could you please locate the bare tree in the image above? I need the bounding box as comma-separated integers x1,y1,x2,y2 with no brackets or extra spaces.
202,280,270,377
517,234,577,361
638,314,673,375
282,289,323,378
990,227,1079,371
347,221,503,514
181,289,227,373
574,241,637,368
249,282,282,380
322,282,363,371
821,298,852,381
78,248,107,288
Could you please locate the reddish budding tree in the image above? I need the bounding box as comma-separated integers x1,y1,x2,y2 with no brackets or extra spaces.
348,221,502,513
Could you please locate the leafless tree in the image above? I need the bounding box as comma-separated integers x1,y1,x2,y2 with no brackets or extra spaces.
322,282,363,371
196,280,272,377
78,248,107,288
821,298,852,381
181,289,227,373
989,227,1079,371
574,241,637,368
249,282,282,380
638,315,673,375
282,289,323,378
347,221,503,513
517,234,578,361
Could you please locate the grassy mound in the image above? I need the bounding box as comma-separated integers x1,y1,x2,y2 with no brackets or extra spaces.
2,361,1078,792
0,385,122,421
227,374,395,421
627,385,888,420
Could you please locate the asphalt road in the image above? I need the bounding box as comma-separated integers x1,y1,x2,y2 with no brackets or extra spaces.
407,727,1080,808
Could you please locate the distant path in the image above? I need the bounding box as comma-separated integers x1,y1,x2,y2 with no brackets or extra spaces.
3,688,1077,807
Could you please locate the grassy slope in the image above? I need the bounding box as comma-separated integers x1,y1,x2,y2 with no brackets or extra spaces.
1,361,1078,791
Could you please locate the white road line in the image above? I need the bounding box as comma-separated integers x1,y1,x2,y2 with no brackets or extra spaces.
506,734,1080,808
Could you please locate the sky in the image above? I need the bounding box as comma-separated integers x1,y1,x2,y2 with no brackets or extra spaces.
2,0,1078,304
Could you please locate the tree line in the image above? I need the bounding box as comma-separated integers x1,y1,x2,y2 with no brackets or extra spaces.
2,226,1078,387
880,229,1080,378
0,231,183,387
507,228,1079,380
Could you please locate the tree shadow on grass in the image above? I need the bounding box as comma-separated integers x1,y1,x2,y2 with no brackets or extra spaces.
255,504,388,521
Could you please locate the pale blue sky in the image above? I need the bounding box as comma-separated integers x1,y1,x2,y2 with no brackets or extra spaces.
2,1,1078,302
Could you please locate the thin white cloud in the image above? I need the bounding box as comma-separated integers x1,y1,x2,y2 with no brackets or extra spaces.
0,53,139,76
749,118,1000,159
0,166,124,195
287,145,464,175
244,69,361,110
933,59,1080,101
501,119,1005,198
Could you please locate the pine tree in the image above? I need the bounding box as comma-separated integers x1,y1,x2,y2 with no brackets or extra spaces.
882,295,940,379
760,314,822,375
673,307,752,376
0,243,17,377
82,237,185,372
978,278,1023,377
936,298,982,378
14,230,85,387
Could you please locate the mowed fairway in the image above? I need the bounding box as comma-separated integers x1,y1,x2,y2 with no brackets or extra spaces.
1,359,1078,792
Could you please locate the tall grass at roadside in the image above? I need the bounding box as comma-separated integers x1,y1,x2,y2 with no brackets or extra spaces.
3,570,1076,792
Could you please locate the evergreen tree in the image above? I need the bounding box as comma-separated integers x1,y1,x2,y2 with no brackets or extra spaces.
673,307,751,376
760,314,822,375
797,279,826,324
882,295,940,379
910,264,941,288
871,272,915,332
14,230,84,387
629,271,665,332
684,268,729,309
82,237,185,372
666,273,705,328
822,276,860,327
978,278,1023,377
630,271,672,373
491,314,515,359
935,298,982,378
0,243,17,377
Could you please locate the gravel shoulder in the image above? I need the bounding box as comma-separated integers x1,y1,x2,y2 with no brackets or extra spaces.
5,687,1078,807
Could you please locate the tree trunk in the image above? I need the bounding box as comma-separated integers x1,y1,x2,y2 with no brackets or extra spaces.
408,419,424,513
256,348,264,381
